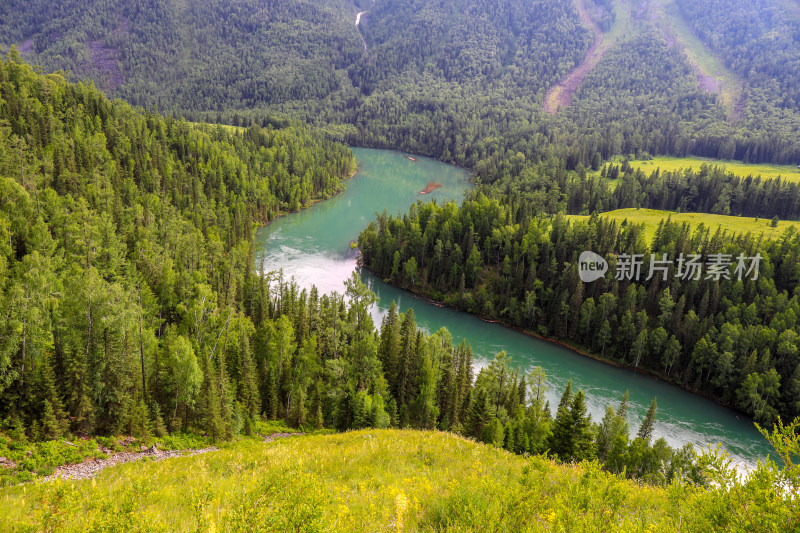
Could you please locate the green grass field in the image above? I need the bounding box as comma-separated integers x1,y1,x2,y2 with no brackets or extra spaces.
597,156,800,183
0,430,682,532
2,428,798,531
568,208,799,243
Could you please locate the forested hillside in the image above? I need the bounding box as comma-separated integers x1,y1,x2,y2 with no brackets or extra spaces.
3,0,799,172
0,0,363,110
0,54,355,442
1,0,800,522
676,0,800,116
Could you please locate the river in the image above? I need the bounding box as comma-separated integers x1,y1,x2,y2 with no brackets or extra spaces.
254,147,773,468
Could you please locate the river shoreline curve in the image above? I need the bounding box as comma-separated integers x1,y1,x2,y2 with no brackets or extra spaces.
355,261,757,423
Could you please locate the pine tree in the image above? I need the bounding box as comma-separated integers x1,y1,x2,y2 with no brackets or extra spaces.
237,342,260,419
378,302,402,391
293,386,308,428
129,399,153,441
266,366,279,420
41,400,64,440
217,365,236,440
370,394,390,428
595,405,618,461
312,378,325,429
414,345,439,429
570,390,595,461
38,355,68,439
150,402,168,438
466,387,491,439
199,356,224,439
335,385,355,431
397,309,417,408
547,380,574,459
456,343,474,423
482,417,504,447
599,390,632,461
387,397,398,428
637,398,658,442
618,390,630,422
517,375,527,409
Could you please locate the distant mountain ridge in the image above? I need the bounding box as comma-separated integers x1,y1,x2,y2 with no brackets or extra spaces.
2,0,799,168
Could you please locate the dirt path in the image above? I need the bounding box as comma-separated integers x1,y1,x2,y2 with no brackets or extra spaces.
44,433,304,482
46,445,218,482
543,0,609,114
262,432,304,443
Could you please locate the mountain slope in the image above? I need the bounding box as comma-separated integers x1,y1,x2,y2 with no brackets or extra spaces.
0,55,357,443
3,0,799,167
0,0,363,109
1,428,797,531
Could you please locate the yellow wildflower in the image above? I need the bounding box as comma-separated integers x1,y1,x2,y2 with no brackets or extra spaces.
395,491,409,532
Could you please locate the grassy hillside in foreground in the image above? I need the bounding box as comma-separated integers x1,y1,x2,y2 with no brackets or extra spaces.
599,156,800,183
1,427,797,532
568,208,800,242
0,430,734,531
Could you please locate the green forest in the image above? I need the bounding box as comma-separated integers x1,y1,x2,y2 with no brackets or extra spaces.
0,54,357,468
359,182,800,425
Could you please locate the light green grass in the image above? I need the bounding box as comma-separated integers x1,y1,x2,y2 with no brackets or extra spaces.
0,429,690,532
188,121,245,134
3,428,798,531
598,156,800,183
606,0,634,43
568,208,799,242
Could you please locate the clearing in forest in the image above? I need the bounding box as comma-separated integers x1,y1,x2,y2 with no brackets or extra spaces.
597,156,800,183
568,208,799,242
543,0,631,114
650,0,745,120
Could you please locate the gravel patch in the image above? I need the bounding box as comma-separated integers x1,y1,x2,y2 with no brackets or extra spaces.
45,445,218,482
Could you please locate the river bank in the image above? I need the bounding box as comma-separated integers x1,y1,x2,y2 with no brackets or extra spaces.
254,161,358,230
356,261,758,426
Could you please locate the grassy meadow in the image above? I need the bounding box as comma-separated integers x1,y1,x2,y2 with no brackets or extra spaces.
3,428,799,531
0,429,701,532
568,208,800,243
598,156,800,183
